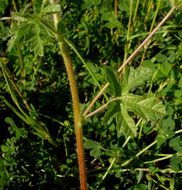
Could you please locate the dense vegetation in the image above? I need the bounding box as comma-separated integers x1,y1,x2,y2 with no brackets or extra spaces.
0,0,182,189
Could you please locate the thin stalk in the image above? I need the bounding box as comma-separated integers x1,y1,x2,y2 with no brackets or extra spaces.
122,136,131,148
143,0,153,29
118,6,175,72
16,44,26,86
114,0,118,17
49,1,87,189
132,0,140,26
144,155,173,164
85,97,120,119
123,0,133,63
102,157,116,180
121,140,157,167
83,83,109,116
1,96,30,124
85,103,108,119
141,0,162,64
175,129,182,134
0,59,28,117
118,167,182,174
0,58,31,111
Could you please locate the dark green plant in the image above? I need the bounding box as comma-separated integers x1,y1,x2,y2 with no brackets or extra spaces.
0,0,182,189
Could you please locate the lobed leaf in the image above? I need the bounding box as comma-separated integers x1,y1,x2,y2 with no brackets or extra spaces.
121,94,166,121
119,105,137,137
41,4,61,15
121,66,154,94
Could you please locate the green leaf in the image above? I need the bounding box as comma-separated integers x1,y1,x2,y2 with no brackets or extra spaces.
169,136,182,153
101,11,121,29
178,76,182,88
128,184,148,190
33,0,43,13
90,148,102,159
121,66,154,94
0,0,8,15
102,101,120,124
82,0,101,9
121,94,166,121
105,68,121,96
156,117,175,147
8,13,45,56
5,117,28,139
41,4,61,15
28,24,44,56
84,139,99,149
119,106,137,137
167,50,176,63
8,22,29,52
155,53,167,62
170,155,182,171
160,62,172,76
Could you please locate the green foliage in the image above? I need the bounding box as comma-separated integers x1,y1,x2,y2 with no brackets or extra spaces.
1,0,182,189
170,0,182,9
121,66,154,94
0,0,8,15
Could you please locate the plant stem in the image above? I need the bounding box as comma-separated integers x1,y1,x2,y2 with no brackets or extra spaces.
121,140,157,167
114,0,118,17
141,0,162,64
118,6,175,72
49,1,87,189
85,97,120,119
83,83,109,116
102,157,116,180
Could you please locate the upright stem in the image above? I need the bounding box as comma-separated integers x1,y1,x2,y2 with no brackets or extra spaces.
49,1,87,189
114,0,118,17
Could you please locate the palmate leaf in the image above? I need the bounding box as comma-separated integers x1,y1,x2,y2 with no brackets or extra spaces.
121,94,166,121
121,66,154,94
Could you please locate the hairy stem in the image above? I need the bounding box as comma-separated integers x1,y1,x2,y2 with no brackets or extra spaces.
49,1,87,189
